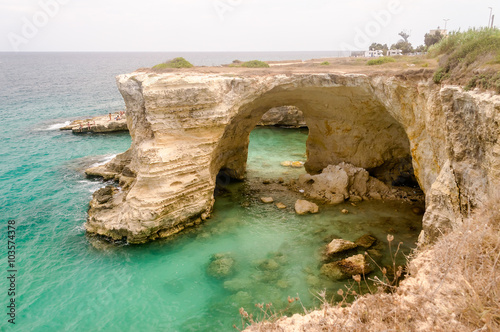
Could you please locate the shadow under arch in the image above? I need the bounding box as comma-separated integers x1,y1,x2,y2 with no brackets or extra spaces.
210,82,416,191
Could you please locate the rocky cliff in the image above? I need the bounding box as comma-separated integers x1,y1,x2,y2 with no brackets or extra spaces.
84,69,500,244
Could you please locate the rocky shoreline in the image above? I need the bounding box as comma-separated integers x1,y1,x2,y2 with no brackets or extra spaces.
60,112,128,133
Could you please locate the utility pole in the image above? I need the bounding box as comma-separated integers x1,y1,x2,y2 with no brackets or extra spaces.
492,15,495,28
488,7,493,27
443,19,450,30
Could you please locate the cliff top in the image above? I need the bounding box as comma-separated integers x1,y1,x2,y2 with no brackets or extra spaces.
136,55,438,78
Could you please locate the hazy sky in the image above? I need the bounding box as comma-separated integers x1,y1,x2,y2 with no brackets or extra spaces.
0,0,497,52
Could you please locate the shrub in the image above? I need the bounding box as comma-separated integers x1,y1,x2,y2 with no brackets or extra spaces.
320,61,330,66
367,57,396,66
239,60,270,68
152,57,194,69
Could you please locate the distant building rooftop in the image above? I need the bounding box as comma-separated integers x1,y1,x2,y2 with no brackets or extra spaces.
429,28,447,36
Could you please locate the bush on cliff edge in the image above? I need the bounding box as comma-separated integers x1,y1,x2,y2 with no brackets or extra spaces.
429,28,500,92
152,57,194,69
230,60,270,68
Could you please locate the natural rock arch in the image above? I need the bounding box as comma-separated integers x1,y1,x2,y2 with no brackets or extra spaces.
210,83,413,187
85,70,500,244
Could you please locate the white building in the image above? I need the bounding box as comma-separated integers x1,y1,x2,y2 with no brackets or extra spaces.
388,49,403,56
364,50,383,57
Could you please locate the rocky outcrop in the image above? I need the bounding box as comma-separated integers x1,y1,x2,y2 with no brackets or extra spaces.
61,113,128,133
84,69,500,244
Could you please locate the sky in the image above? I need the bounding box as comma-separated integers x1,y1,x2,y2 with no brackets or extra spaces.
0,0,497,52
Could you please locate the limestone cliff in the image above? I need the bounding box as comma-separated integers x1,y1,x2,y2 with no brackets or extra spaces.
84,69,500,244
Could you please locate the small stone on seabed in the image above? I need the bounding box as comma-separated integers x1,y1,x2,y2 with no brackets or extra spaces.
260,197,274,203
280,161,292,167
275,202,287,209
262,179,271,184
341,209,349,214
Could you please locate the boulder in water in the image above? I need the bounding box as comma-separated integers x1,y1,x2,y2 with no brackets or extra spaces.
295,199,319,215
325,239,358,256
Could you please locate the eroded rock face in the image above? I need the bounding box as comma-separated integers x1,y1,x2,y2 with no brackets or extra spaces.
257,106,306,127
84,70,500,244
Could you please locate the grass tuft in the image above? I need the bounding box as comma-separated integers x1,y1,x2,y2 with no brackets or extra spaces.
367,57,396,66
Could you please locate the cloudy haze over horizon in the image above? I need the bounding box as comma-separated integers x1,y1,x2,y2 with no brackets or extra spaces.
0,0,497,52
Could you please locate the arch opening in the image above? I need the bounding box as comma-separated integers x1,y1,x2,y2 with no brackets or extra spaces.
210,84,424,202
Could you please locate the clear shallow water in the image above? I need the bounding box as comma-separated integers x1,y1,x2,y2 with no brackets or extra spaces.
0,53,422,331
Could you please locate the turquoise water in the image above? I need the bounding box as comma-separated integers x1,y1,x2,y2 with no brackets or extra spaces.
0,53,423,331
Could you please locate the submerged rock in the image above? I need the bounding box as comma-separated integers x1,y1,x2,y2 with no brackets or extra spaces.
295,199,319,215
291,161,304,168
257,258,280,271
355,234,377,248
207,253,235,279
276,279,290,289
275,202,287,209
223,278,251,292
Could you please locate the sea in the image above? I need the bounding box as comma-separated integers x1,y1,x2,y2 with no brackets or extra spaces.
0,52,422,331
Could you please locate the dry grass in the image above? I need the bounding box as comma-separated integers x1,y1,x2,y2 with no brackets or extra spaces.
244,200,500,331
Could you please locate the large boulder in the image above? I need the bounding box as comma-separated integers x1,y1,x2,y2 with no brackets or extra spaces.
295,199,319,215
297,162,391,204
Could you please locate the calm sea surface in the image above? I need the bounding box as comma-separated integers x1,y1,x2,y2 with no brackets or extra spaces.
0,52,421,331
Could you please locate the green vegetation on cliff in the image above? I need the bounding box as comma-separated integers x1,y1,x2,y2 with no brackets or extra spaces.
429,28,500,92
152,57,194,69
230,60,270,68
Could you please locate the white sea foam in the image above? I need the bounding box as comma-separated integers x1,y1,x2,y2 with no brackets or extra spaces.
43,121,71,131
90,154,116,168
